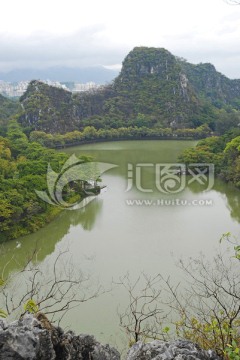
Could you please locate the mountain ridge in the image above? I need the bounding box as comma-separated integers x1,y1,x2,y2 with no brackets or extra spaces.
5,46,240,134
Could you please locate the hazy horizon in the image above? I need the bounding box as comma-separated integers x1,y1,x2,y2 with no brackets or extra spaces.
1,0,240,79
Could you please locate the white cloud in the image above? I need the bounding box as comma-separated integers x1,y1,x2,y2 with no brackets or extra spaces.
0,0,240,77
0,28,129,71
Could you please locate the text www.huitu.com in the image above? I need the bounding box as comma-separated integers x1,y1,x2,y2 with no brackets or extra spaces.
125,199,213,206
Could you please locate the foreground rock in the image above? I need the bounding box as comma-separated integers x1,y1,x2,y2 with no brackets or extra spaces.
0,314,120,360
126,339,220,360
0,314,221,360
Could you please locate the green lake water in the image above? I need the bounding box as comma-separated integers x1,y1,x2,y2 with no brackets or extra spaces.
1,140,240,349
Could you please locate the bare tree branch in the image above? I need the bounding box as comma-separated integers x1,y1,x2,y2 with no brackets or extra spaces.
165,252,240,355
116,273,170,344
0,246,105,324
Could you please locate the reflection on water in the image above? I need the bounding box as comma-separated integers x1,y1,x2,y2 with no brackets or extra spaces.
213,180,240,224
0,198,103,277
187,177,240,225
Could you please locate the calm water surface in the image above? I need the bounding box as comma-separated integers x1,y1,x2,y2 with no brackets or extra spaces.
1,140,240,349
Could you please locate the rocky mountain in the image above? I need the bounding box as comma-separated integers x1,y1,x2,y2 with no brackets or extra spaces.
15,47,240,133
180,61,240,107
19,81,76,133
111,47,199,127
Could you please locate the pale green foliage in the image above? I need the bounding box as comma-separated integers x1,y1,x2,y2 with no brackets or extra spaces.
23,299,39,314
220,232,240,260
0,309,7,318
169,251,240,358
175,315,240,356
162,326,170,334
225,341,240,360
0,277,7,318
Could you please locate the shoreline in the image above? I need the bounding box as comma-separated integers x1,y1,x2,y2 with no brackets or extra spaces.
54,135,202,149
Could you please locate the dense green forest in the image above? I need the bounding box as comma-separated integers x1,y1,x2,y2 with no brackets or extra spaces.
29,124,211,148
0,94,21,136
179,128,240,187
0,120,92,242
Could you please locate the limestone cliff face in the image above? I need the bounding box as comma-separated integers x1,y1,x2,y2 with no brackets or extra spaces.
19,81,76,133
0,314,221,360
116,48,178,80
17,47,240,133
180,61,240,106
113,47,198,126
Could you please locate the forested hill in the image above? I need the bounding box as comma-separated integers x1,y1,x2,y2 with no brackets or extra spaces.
12,47,240,133
180,61,240,106
0,94,20,119
0,94,22,136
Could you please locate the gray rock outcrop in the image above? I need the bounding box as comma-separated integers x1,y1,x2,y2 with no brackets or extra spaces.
0,315,221,360
126,339,220,360
0,314,120,360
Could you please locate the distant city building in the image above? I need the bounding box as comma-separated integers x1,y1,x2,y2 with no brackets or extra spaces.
0,80,30,97
42,79,70,91
72,82,100,93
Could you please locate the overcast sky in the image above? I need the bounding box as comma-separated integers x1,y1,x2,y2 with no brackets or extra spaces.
1,0,240,78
